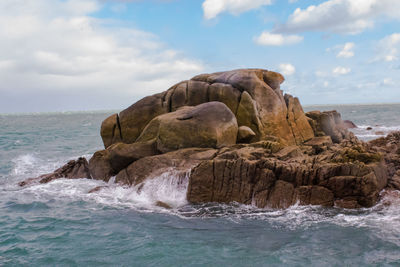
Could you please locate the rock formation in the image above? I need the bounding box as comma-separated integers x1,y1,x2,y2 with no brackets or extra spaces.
19,69,400,210
18,157,90,186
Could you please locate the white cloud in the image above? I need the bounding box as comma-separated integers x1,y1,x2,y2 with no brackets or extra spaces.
375,33,400,62
279,63,296,76
0,0,203,109
383,78,394,86
275,0,400,35
202,0,272,20
337,42,355,58
332,66,351,75
254,32,303,46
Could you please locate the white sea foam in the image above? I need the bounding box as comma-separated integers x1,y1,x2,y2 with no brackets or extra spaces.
176,191,400,241
11,154,58,178
88,169,190,210
350,125,400,141
12,168,190,212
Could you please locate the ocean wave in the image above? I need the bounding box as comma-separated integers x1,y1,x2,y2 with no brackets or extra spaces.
350,125,400,140
8,168,190,212
10,153,93,182
177,191,400,242
11,154,55,177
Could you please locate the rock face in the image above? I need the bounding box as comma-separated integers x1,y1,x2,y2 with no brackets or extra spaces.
306,110,352,143
187,140,387,209
136,101,238,153
19,68,400,210
101,69,315,148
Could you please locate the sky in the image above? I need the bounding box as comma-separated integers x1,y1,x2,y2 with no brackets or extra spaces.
1,0,400,113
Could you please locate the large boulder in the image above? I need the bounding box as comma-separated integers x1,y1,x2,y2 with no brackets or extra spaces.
101,69,315,148
137,101,238,153
88,140,158,181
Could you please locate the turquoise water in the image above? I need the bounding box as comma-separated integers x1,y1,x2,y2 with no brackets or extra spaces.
1,105,400,266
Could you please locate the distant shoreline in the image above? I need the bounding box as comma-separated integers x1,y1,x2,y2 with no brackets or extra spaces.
2,102,400,116
303,102,400,107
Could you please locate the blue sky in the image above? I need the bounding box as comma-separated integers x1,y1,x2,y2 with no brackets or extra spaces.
1,0,400,112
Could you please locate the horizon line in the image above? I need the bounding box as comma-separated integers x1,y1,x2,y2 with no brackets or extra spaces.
2,102,400,115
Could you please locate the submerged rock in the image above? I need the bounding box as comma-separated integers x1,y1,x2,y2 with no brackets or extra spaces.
20,68,400,210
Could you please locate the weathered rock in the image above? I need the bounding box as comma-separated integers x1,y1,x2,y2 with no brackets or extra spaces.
187,141,388,209
116,148,218,186
101,69,315,148
285,94,315,144
107,141,158,173
19,157,90,186
368,131,400,191
237,126,256,143
267,180,295,209
100,114,122,149
208,83,241,113
293,186,334,206
236,91,264,141
137,102,238,153
88,140,158,182
306,110,350,143
274,146,303,160
88,150,114,182
304,136,333,147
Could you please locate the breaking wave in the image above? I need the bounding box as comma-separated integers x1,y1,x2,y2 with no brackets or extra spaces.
351,125,400,141
5,153,400,241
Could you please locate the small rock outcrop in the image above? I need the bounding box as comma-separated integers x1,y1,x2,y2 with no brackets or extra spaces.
18,158,90,186
306,110,352,143
19,68,400,210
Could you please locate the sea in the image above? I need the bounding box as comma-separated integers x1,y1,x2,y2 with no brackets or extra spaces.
1,104,400,266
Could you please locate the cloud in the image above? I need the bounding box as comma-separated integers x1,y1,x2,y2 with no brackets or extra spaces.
0,0,203,111
254,32,303,46
382,78,394,86
375,33,400,62
275,0,400,35
337,42,355,58
202,0,272,20
332,66,351,75
279,63,296,76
